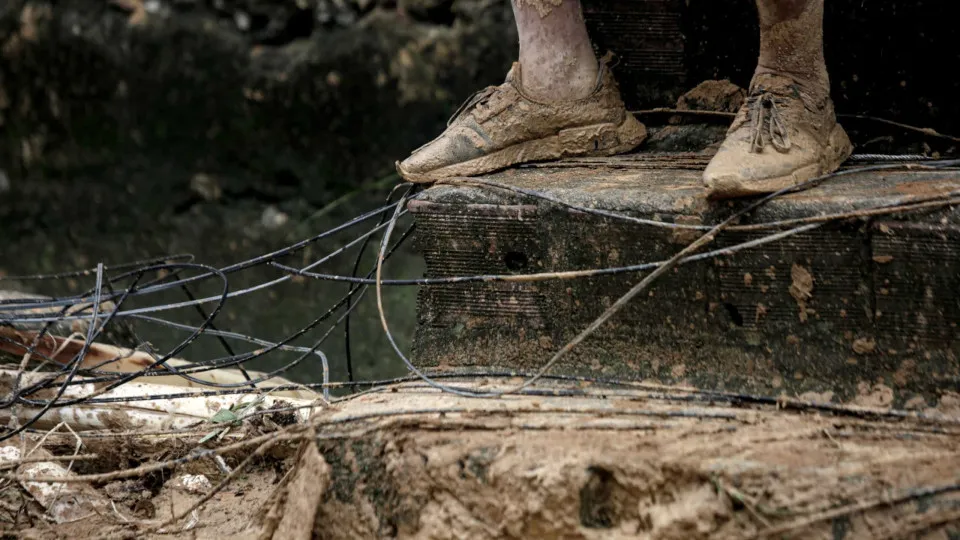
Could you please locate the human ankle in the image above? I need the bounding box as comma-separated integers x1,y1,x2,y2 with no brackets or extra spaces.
518,54,598,101
755,0,828,98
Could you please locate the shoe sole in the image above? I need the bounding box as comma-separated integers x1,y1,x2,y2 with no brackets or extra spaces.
704,124,854,200
396,114,648,183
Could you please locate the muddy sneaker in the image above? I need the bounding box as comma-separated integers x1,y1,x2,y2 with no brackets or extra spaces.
702,73,853,199
396,59,647,183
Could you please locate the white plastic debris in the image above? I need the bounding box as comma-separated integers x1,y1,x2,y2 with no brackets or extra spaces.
173,474,213,494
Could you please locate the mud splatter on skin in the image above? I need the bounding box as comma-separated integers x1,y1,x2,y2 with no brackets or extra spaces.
511,0,598,101
516,0,564,19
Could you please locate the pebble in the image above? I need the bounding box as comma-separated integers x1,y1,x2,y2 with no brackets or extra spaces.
190,173,221,201
173,474,213,494
261,205,289,229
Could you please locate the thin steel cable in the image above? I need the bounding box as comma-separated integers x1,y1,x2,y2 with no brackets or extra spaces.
0,159,957,418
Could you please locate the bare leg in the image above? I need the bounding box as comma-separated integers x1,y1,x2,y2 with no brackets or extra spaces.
755,0,828,94
702,0,851,199
512,0,598,101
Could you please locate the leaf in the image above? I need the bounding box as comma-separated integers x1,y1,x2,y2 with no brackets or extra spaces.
199,429,224,444
210,409,239,424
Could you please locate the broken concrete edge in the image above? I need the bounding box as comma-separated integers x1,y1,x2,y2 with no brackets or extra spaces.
406,167,960,407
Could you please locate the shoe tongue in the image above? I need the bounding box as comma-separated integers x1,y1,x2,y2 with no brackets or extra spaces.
505,62,521,86
750,73,800,96
750,73,828,105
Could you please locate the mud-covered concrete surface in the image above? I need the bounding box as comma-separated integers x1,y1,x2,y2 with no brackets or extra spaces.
0,0,518,382
411,162,960,407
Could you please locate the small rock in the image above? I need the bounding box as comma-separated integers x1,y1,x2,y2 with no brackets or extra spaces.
677,80,746,113
234,11,251,31
798,390,834,403
104,480,151,503
932,392,960,416
0,169,9,193
671,80,746,125
172,474,212,494
190,173,221,202
261,205,289,229
851,382,894,409
903,395,927,410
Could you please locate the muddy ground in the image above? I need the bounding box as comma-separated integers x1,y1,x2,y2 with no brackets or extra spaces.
4,379,959,539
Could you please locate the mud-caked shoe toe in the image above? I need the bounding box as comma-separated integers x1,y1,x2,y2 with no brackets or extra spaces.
703,73,853,199
396,118,492,182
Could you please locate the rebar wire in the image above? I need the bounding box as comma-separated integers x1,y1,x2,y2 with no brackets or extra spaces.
0,202,398,313
631,107,960,144
271,194,960,286
0,212,406,324
0,159,958,426
1,264,108,441
2,160,957,323
1,217,418,415
5,263,229,413
345,183,418,390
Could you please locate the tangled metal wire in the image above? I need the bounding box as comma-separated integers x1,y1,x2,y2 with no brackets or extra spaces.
1,157,959,442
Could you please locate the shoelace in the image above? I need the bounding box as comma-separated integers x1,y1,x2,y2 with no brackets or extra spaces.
408,86,497,156
748,92,792,154
445,53,611,127
446,86,497,127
